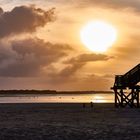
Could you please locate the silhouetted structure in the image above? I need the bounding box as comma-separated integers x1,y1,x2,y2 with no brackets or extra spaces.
111,64,140,108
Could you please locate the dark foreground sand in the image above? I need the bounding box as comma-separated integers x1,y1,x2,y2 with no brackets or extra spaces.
0,103,140,140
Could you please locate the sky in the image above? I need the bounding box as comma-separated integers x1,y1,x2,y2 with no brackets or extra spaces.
0,0,140,90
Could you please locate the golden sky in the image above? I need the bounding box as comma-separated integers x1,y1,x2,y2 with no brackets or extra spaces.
0,0,140,90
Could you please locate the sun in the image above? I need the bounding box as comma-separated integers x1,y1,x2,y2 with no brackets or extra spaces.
80,20,117,53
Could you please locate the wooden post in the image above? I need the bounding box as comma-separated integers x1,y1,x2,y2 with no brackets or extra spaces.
136,88,139,108
114,89,118,107
113,86,140,108
131,88,134,107
120,89,124,107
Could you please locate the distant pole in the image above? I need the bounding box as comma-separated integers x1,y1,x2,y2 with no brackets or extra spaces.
83,103,86,108
90,102,93,108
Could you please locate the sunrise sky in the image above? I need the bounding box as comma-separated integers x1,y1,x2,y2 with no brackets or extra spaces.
0,0,140,90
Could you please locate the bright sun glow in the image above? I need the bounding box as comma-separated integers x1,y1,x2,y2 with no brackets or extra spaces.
80,20,117,53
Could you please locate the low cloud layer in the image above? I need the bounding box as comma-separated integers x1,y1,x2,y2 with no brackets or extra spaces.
0,38,72,77
0,37,112,79
0,5,55,38
47,53,112,83
65,53,111,64
61,53,111,76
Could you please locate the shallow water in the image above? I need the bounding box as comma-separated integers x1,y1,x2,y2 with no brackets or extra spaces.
0,93,114,103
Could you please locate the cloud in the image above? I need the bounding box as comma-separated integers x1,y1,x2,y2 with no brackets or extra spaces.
46,53,112,84
0,5,55,38
0,7,3,15
42,72,112,90
77,73,112,90
58,63,85,77
0,73,112,90
112,35,140,59
78,0,140,13
0,39,112,87
64,53,111,64
0,38,72,77
58,53,112,77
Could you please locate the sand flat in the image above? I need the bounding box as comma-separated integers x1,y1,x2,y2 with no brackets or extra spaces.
0,103,140,140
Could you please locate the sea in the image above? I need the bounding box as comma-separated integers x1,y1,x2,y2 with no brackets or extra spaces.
0,93,114,103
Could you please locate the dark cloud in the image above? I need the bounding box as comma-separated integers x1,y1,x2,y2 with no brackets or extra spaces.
46,53,112,84
61,53,111,77
0,7,3,15
44,64,84,84
0,37,112,80
0,6,55,38
65,53,111,64
59,63,85,77
0,38,72,77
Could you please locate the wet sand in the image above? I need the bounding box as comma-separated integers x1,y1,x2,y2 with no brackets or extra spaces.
0,103,140,140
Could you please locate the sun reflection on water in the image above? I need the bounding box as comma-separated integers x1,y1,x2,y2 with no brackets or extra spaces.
91,95,113,103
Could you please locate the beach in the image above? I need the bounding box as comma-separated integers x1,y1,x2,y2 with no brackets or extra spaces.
0,103,139,140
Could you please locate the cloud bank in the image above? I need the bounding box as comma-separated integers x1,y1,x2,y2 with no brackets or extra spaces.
0,38,72,77
0,5,55,38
